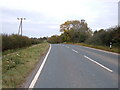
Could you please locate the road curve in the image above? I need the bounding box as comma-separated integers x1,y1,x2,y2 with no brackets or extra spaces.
32,44,118,88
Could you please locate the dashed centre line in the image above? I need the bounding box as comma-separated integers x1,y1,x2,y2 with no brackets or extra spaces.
72,49,79,53
60,44,113,73
84,55,113,72
66,46,69,48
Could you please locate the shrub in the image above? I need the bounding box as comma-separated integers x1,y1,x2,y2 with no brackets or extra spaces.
1,34,40,51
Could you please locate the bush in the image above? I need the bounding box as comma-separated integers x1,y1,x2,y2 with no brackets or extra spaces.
1,34,41,51
85,26,120,47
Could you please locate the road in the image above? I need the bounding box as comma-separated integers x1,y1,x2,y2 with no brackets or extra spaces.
31,44,118,88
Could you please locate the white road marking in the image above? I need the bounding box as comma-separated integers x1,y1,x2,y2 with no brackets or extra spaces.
72,49,79,53
66,46,69,48
67,46,69,48
29,44,51,88
84,55,113,72
80,45,119,55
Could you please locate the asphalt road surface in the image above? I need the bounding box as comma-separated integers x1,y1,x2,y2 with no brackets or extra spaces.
33,44,118,88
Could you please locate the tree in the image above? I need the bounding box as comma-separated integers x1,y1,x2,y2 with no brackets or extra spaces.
48,35,62,44
60,20,92,43
85,26,120,47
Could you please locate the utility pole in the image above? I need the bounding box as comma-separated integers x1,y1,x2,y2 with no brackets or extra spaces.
17,18,26,36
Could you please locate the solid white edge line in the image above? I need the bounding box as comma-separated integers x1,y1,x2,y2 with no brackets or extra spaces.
72,49,78,53
84,55,113,72
29,44,51,88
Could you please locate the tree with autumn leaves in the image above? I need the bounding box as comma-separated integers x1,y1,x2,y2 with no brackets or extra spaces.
60,20,92,43
48,20,92,43
48,19,120,48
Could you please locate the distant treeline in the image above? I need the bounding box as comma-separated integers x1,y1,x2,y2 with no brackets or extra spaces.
85,27,120,47
1,34,47,51
48,20,120,47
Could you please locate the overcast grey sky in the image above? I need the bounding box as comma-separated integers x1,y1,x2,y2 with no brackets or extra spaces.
1,0,119,38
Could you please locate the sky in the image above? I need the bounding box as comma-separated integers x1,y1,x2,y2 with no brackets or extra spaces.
0,0,119,38
119,1,120,25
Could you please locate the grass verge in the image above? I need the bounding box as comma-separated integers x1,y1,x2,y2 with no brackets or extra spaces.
2,48,25,56
2,42,49,88
64,42,119,54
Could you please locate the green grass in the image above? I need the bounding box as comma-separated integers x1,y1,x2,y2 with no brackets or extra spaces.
0,59,1,87
65,42,119,54
2,42,49,88
2,48,24,56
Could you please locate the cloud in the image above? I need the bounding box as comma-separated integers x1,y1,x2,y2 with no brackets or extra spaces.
48,25,59,29
1,8,61,37
1,0,119,37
